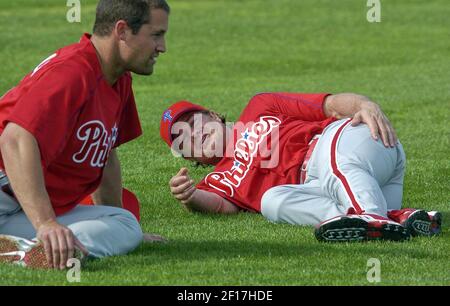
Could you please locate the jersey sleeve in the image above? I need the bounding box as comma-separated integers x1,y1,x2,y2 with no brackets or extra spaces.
3,63,91,167
248,92,331,121
114,76,142,148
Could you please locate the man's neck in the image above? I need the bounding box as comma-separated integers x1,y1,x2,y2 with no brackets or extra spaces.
90,35,125,86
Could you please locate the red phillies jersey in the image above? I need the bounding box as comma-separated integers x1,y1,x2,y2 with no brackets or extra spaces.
196,93,336,212
0,33,142,216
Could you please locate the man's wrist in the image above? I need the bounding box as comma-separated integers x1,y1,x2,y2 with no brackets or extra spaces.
358,98,377,113
34,216,58,231
186,188,198,205
23,199,57,230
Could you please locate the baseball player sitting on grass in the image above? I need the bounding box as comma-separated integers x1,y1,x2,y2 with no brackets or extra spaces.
0,0,170,270
160,93,442,242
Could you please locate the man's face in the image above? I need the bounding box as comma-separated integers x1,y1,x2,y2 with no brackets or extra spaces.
172,111,228,165
121,9,169,75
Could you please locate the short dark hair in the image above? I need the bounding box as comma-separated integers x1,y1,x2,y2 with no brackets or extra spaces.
170,110,226,143
93,0,170,36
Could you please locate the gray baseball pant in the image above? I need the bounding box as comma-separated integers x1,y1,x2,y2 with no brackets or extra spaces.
0,192,143,258
261,119,406,226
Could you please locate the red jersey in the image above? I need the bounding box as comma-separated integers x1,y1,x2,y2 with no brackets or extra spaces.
0,33,142,216
196,93,336,212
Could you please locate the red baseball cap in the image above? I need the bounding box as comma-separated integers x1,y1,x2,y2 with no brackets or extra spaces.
160,100,206,147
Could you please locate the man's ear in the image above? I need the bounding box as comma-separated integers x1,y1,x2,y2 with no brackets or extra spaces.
113,20,129,41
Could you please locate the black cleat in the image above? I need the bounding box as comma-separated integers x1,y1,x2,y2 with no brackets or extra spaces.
315,214,410,242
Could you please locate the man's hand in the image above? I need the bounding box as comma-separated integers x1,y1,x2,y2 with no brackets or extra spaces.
351,100,397,147
142,233,168,243
36,220,88,270
324,94,398,147
169,168,196,205
168,168,240,214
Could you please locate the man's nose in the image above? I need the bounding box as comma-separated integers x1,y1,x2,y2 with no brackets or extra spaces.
157,38,166,53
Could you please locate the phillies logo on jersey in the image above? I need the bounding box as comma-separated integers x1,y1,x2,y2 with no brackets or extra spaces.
72,120,118,167
205,116,281,197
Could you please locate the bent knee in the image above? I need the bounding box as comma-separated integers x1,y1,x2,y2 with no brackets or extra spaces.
261,186,286,222
110,208,143,254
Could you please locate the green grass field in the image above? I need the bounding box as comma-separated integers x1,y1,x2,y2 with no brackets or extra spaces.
0,0,449,285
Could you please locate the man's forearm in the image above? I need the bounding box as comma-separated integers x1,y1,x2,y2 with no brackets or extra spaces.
323,93,397,147
323,93,372,119
91,149,122,207
186,189,239,214
0,124,55,230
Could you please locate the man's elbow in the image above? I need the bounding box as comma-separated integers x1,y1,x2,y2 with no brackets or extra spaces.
216,201,240,214
0,124,41,169
322,94,337,118
0,128,20,157
0,123,35,150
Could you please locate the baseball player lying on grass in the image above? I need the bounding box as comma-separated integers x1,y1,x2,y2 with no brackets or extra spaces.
160,93,442,242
